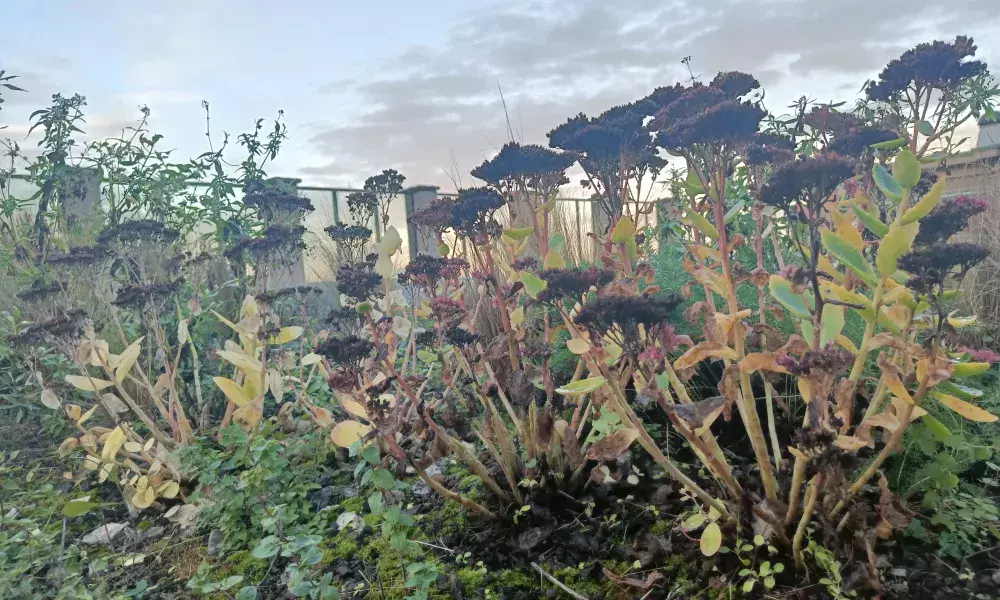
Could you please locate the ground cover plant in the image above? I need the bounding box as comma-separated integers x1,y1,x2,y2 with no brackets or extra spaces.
2,35,1000,600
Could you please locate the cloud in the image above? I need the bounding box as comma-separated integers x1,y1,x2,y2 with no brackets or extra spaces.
302,0,1000,191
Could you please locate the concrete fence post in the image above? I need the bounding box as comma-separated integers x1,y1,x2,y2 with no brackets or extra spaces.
404,185,440,259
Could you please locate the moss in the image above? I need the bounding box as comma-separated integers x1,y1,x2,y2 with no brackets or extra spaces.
211,550,268,580
490,568,536,589
649,519,673,536
551,564,602,596
339,496,365,513
455,566,487,588
319,530,361,563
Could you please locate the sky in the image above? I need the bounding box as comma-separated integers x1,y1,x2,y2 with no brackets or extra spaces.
2,0,999,194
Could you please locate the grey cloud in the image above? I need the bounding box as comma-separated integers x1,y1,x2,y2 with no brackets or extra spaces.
302,0,1000,190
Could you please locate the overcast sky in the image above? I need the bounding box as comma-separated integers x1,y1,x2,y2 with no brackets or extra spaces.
2,0,999,193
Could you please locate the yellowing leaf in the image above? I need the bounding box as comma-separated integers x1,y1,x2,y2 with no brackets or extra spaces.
519,272,547,299
673,342,738,371
892,148,921,188
155,481,180,499
566,337,590,355
834,436,869,451
301,352,323,366
556,377,607,396
115,337,144,384
330,421,374,448
77,404,98,425
884,369,914,405
178,318,190,345
700,522,722,556
343,399,369,419
740,352,790,374
132,485,155,510
510,306,525,327
270,326,304,345
40,389,61,410
934,392,999,423
946,313,977,328
101,427,127,463
217,349,262,374
822,229,878,288
684,210,718,240
953,362,990,377
876,221,918,276
214,376,250,407
542,249,566,270
65,375,114,393
902,178,946,225
769,275,812,319
503,226,535,242
610,216,636,244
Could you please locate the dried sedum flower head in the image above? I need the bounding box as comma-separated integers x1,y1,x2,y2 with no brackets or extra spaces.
8,308,88,348
913,195,988,247
336,260,383,304
471,142,573,187
574,293,682,334
866,36,988,101
760,154,858,210
537,267,615,302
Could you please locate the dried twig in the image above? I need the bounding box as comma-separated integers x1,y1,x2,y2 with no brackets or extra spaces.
531,562,589,600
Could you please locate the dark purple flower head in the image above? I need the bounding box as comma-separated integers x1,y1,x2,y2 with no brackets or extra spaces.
398,255,468,293
112,280,184,311
900,242,989,294
776,346,853,377
803,106,862,136
826,127,899,158
471,142,573,186
8,308,87,347
429,297,465,327
243,190,313,219
17,279,66,304
325,223,372,244
409,197,458,234
651,82,766,149
256,286,322,308
867,36,988,101
760,154,858,209
450,187,506,241
98,220,179,248
744,132,796,167
537,267,615,302
959,347,1000,363
914,195,988,246
445,327,478,348
47,245,109,270
709,71,761,99
574,293,682,334
316,335,373,367
224,224,306,266
336,260,383,304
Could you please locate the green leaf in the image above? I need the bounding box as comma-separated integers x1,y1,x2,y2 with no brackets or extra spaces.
876,222,918,276
519,272,548,299
371,468,395,489
685,209,719,240
236,586,259,600
63,500,95,518
873,163,902,202
819,304,845,346
610,217,636,244
918,120,934,136
938,381,983,399
953,362,991,377
821,229,879,287
361,444,381,466
923,415,951,442
892,148,921,188
723,200,745,224
768,275,811,319
503,226,535,242
549,233,566,253
901,178,945,225
700,522,722,556
556,377,607,396
870,137,908,150
684,168,704,197
252,535,282,559
852,201,889,237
